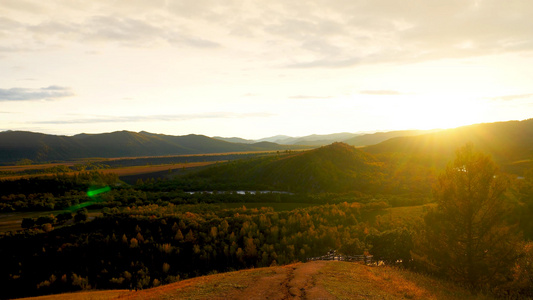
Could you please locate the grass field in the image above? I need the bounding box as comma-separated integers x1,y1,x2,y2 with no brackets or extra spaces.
20,261,491,300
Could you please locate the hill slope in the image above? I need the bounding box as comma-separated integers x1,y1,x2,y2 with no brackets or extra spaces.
0,131,302,164
365,119,533,171
23,261,488,300
193,142,384,192
344,129,439,147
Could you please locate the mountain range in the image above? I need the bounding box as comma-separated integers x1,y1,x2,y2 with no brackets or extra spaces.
0,131,303,164
214,130,436,146
1,119,532,167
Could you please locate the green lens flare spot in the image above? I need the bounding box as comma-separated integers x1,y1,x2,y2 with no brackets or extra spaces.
87,186,111,197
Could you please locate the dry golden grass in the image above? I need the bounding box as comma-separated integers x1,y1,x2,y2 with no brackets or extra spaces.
20,261,492,300
21,289,131,300
317,261,492,300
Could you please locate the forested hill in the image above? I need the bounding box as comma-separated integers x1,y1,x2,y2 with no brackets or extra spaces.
0,130,302,164
190,142,385,192
365,119,533,168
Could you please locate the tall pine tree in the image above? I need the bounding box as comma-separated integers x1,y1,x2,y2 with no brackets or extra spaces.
414,144,520,288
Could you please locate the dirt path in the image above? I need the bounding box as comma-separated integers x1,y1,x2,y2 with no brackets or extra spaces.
232,261,333,300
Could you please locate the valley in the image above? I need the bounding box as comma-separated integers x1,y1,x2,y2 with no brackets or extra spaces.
0,119,532,299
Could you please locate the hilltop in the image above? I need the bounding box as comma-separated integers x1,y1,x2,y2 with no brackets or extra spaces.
190,142,384,192
22,261,488,300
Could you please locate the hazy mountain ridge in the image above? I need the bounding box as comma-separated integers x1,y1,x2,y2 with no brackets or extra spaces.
2,119,531,165
212,136,255,144
218,130,437,147
343,129,441,147
365,119,533,164
0,131,303,164
255,132,359,145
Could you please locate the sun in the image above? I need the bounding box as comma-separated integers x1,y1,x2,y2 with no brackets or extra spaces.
397,95,487,130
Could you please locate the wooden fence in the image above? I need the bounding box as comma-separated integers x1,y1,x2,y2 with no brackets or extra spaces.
306,250,373,265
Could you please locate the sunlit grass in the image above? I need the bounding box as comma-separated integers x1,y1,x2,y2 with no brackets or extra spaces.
317,261,492,300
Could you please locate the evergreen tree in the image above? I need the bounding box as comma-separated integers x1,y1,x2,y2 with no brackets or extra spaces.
414,144,520,288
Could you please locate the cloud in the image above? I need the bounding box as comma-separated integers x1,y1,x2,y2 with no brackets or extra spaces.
0,10,221,51
359,90,404,96
286,57,361,68
0,86,74,101
168,35,221,48
289,95,333,99
82,15,222,48
3,1,533,66
35,112,273,124
487,93,533,101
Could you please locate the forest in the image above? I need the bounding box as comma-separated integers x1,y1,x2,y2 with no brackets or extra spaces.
0,142,533,299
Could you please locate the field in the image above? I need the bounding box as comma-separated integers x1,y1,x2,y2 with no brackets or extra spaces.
0,163,77,172
0,161,219,181
20,261,491,300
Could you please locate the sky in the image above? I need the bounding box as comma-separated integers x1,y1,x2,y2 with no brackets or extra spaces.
1,0,532,139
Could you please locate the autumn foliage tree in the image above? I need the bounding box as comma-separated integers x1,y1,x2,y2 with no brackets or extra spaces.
414,144,520,288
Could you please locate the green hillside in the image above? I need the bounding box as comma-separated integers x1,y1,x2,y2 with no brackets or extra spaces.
191,142,384,192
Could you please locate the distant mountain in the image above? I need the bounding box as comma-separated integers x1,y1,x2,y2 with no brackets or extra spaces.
344,130,439,147
365,119,533,168
193,142,384,192
255,135,294,143
257,133,360,146
0,131,85,163
0,131,305,164
253,131,435,147
212,136,255,144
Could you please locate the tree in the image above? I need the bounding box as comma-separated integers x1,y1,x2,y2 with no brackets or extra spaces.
414,144,520,288
56,212,73,223
368,228,413,267
74,208,88,223
21,217,35,229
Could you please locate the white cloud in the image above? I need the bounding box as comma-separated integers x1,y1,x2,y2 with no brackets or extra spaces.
0,86,74,101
